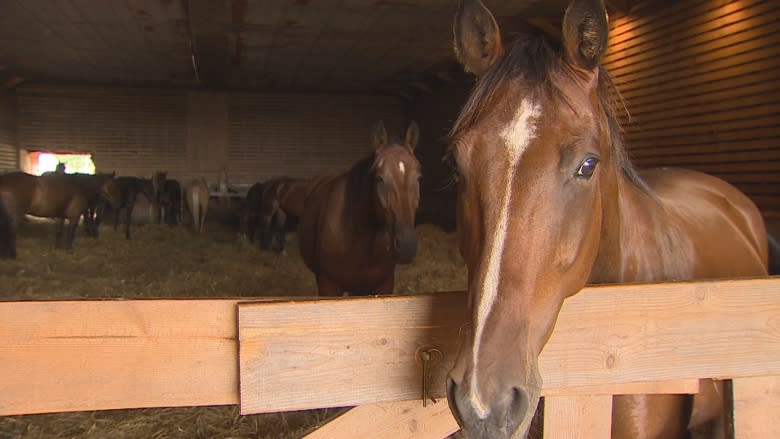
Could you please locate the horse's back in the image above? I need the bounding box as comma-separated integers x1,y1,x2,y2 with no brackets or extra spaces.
641,167,769,277
279,179,308,218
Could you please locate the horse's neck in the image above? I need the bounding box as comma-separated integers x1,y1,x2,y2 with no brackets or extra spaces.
590,172,691,284
338,175,387,255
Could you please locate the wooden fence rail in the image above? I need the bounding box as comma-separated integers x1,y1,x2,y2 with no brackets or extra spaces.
1,277,779,438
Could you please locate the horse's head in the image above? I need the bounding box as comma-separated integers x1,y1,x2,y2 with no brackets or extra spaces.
446,0,616,437
99,172,120,209
370,121,422,264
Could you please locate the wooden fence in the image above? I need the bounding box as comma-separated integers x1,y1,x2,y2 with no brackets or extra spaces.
1,277,779,438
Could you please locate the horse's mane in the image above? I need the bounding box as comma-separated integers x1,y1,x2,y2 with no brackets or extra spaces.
448,33,649,193
344,154,376,226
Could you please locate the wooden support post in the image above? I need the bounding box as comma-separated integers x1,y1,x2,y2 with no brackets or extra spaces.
733,375,780,438
544,395,613,439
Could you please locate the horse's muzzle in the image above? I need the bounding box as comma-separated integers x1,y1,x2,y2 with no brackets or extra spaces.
447,376,533,439
392,230,417,264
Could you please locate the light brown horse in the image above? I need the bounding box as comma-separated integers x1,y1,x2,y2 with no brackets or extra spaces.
0,171,119,250
260,177,309,252
445,1,772,438
184,178,209,234
298,121,421,296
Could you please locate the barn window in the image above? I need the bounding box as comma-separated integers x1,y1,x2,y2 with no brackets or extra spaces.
26,151,96,175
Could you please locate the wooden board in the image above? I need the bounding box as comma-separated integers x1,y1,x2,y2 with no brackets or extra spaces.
238,278,780,414
733,375,780,439
302,399,458,439
0,299,241,416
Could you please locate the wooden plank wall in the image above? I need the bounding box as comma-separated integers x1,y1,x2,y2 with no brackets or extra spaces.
14,85,405,186
603,0,780,217
17,85,187,178
0,91,17,173
227,93,405,182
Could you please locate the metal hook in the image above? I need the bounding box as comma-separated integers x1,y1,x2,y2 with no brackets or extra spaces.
421,348,443,407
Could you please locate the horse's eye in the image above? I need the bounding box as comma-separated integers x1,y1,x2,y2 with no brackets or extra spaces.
575,156,599,179
376,175,385,185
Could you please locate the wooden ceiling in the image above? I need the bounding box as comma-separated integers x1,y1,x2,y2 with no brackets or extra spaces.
0,0,578,98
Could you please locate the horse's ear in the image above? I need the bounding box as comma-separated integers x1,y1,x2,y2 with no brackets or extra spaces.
370,121,388,151
562,0,609,72
405,121,420,151
453,0,503,76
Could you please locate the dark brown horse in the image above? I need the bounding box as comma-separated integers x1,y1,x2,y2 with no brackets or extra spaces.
260,177,309,252
298,121,421,296
112,176,155,239
445,1,772,438
239,182,265,245
0,188,17,259
0,171,119,250
153,172,182,226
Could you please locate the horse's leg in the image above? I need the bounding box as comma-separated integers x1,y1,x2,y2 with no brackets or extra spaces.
316,275,343,297
9,225,16,258
275,210,287,253
688,379,727,439
260,215,273,250
66,217,79,251
55,218,65,248
612,394,690,439
125,192,135,240
376,274,395,295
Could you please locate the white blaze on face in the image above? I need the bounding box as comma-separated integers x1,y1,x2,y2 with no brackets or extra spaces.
469,98,541,417
399,161,406,175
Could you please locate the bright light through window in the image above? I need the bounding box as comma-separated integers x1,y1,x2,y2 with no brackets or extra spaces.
36,152,96,175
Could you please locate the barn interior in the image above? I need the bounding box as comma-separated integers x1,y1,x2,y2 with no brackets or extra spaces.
1,0,777,233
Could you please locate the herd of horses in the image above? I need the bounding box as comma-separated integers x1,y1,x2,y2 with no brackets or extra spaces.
0,0,778,437
0,169,212,256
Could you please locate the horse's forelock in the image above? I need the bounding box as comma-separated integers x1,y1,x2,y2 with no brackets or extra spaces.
448,32,649,194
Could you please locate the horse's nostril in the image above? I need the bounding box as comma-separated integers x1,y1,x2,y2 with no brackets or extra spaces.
504,386,530,434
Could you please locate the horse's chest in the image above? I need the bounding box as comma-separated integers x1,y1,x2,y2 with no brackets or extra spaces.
320,231,393,278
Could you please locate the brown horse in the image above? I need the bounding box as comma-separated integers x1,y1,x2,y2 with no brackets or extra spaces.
445,1,772,438
183,178,209,234
298,121,421,296
260,177,308,252
0,171,119,250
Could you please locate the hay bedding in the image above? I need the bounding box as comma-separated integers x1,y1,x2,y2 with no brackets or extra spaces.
0,218,467,438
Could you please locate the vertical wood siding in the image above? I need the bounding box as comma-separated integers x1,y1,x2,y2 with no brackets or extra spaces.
17,85,187,178
0,92,17,173
228,93,405,183
603,0,780,216
16,85,404,186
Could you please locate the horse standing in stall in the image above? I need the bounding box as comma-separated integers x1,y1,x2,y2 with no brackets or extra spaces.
153,172,182,226
183,178,209,234
298,121,421,296
259,177,309,253
239,182,265,245
0,171,119,251
112,176,156,239
0,188,17,259
445,1,775,438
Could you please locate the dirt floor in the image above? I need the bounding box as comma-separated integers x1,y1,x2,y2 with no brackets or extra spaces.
0,216,467,438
